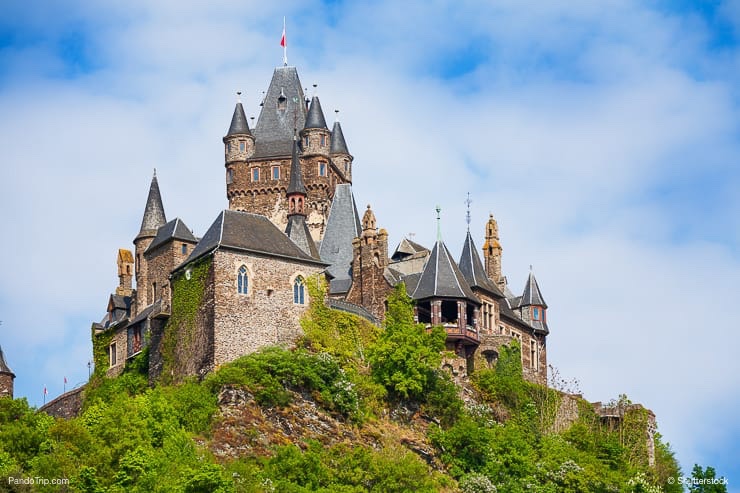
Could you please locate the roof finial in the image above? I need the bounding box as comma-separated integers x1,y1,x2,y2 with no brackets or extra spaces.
281,16,287,66
436,205,442,242
236,91,242,103
530,264,533,272
153,167,157,178
334,109,340,122
465,192,472,232
312,83,318,97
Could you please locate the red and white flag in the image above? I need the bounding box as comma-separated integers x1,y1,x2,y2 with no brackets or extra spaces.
43,385,47,395
64,376,67,384
281,17,288,65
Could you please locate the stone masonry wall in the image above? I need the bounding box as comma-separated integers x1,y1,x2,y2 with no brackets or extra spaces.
0,373,13,399
105,326,128,378
145,239,198,312
39,386,85,419
211,250,324,368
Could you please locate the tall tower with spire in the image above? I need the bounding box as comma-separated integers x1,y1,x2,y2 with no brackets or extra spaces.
223,67,352,241
134,172,167,312
347,205,390,319
483,213,506,291
0,345,15,399
285,138,319,258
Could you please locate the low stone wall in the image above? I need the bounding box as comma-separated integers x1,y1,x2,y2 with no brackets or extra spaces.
39,386,85,419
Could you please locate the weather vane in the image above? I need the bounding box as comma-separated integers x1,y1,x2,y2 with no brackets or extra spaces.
436,205,442,241
465,192,472,231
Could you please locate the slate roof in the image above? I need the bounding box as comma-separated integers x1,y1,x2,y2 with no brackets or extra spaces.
285,215,319,259
400,272,422,296
129,300,161,326
391,238,429,261
137,173,167,239
287,138,306,195
327,298,379,325
253,66,307,158
410,240,479,303
183,210,326,268
319,184,362,287
145,218,198,254
459,231,504,298
226,101,251,136
520,271,548,308
304,96,328,129
108,294,132,311
0,345,14,376
330,120,350,155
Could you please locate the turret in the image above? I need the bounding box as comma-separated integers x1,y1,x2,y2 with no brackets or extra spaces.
116,249,134,297
224,95,255,208
0,345,15,399
347,205,390,320
134,171,167,311
518,269,548,333
330,117,353,182
300,96,331,165
285,138,319,258
483,214,506,291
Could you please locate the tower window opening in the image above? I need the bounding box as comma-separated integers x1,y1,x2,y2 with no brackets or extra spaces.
319,162,327,176
304,136,309,147
226,142,231,154
277,94,287,111
533,307,540,320
226,168,233,184
320,135,326,146
272,166,280,180
238,266,249,295
251,167,259,182
239,141,246,152
109,343,117,367
181,244,187,255
440,300,458,324
293,276,305,305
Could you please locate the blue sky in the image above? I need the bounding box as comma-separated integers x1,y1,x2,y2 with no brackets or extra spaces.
1,0,739,488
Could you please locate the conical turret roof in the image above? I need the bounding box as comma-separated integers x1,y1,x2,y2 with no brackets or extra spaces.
411,240,479,303
0,345,14,376
137,173,167,239
304,96,328,129
330,120,350,155
459,231,504,297
226,101,251,136
287,138,306,195
520,270,547,308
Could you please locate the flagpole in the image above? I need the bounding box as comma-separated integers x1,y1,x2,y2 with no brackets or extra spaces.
282,17,288,66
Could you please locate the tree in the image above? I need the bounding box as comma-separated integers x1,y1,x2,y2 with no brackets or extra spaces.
368,284,446,401
688,465,728,493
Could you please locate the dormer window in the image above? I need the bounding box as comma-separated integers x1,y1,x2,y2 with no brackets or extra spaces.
533,306,544,321
277,93,287,111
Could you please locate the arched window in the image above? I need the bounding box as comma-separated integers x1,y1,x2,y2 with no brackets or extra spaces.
238,266,249,294
293,276,305,305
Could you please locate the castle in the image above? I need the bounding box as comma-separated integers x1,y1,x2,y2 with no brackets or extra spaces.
86,64,550,385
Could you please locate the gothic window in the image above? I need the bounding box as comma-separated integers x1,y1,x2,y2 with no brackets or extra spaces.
251,167,259,182
293,276,305,305
318,162,327,176
238,266,249,295
272,166,280,180
530,340,538,371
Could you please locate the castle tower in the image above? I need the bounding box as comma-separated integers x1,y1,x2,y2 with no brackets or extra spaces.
0,345,15,399
299,95,333,238
518,269,548,330
346,205,390,319
330,118,353,182
285,138,319,258
483,213,506,291
224,96,256,212
116,249,135,297
134,172,167,311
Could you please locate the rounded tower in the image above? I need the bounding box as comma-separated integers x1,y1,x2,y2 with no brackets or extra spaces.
134,171,167,311
299,95,333,238
224,95,256,211
330,115,353,182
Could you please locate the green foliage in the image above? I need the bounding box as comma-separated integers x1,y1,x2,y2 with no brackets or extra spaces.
160,257,211,384
368,283,446,401
689,464,728,493
205,347,359,418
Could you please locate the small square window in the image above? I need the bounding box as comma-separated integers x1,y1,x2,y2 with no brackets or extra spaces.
272,166,280,180
319,162,326,176
239,141,246,152
251,168,259,182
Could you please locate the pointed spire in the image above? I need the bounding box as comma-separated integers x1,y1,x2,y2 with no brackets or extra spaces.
137,172,167,239
330,119,350,155
411,239,479,302
520,269,547,308
459,231,503,297
226,94,251,136
0,345,14,376
287,137,306,196
304,95,328,129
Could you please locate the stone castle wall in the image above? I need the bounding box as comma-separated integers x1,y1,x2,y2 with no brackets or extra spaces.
211,250,323,367
39,386,85,419
0,373,13,399
145,239,197,312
